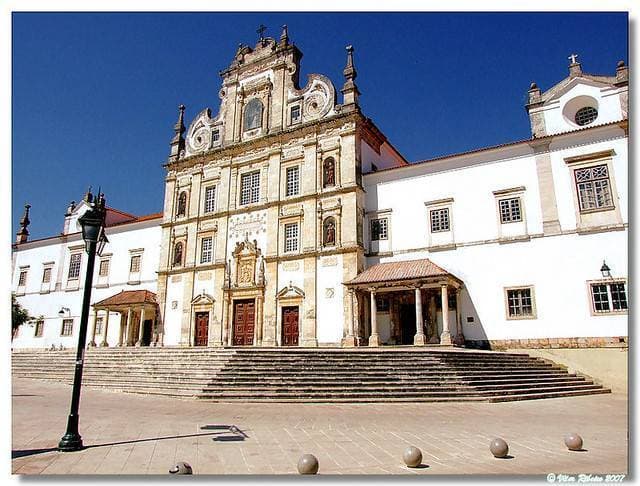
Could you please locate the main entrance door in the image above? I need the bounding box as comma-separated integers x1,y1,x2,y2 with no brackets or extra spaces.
282,306,299,346
233,299,255,346
399,304,416,345
195,312,209,346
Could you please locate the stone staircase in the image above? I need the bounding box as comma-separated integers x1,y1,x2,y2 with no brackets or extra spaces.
11,347,610,402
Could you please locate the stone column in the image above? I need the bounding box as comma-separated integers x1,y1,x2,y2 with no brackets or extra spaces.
440,284,453,345
100,309,110,347
125,307,134,346
368,289,381,347
414,287,426,345
428,293,439,344
136,307,146,347
117,313,125,347
342,289,357,347
88,309,98,347
255,296,263,346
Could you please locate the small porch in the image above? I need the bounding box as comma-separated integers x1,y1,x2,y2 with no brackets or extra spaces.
91,290,159,347
344,258,464,347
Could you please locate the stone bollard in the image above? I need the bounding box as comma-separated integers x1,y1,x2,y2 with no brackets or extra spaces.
169,462,193,475
402,446,423,468
297,454,319,474
564,433,584,451
489,438,509,458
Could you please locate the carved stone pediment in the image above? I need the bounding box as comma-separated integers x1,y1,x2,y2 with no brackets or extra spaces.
277,282,305,300
232,234,264,288
191,292,215,306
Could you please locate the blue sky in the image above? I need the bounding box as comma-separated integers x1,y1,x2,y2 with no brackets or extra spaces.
11,12,628,240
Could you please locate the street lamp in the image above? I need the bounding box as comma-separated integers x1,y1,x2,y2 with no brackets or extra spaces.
58,189,107,452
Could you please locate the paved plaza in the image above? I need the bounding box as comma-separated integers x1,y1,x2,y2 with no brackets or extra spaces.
11,377,627,476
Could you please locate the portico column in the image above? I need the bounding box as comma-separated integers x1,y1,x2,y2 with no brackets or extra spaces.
100,309,110,347
368,289,381,347
342,289,357,347
117,313,125,346
136,306,146,347
440,284,453,345
88,308,98,347
414,287,426,345
125,307,134,346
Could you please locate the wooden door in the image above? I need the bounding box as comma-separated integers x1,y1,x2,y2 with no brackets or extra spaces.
282,306,299,346
195,312,209,346
233,300,255,346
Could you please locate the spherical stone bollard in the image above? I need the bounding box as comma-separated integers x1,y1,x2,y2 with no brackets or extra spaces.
489,438,509,458
297,454,319,475
169,462,193,475
402,446,423,468
564,433,584,451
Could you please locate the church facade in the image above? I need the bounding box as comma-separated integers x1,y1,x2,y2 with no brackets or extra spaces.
12,28,628,351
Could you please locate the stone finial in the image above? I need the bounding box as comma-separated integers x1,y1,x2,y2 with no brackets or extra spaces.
527,81,541,104
341,45,360,107
65,200,76,216
279,24,289,46
84,187,94,203
258,258,265,285
615,60,628,84
16,203,31,244
568,53,582,77
169,104,186,162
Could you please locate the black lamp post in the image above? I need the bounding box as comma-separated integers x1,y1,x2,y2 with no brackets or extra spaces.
58,190,108,452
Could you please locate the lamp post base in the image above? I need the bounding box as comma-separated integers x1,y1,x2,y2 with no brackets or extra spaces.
58,432,84,452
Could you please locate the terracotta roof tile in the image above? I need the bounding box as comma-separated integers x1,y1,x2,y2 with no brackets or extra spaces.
93,290,157,307
347,258,452,285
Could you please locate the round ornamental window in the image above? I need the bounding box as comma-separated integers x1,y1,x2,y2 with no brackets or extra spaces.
574,106,598,126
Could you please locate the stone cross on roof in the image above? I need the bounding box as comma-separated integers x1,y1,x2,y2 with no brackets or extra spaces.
568,53,579,65
257,24,267,41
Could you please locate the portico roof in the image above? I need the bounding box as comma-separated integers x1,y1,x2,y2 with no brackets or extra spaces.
93,290,157,308
346,258,459,287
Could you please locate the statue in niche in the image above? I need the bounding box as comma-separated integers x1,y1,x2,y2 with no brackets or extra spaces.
177,192,187,217
243,98,263,131
172,242,183,267
323,217,336,246
323,158,336,187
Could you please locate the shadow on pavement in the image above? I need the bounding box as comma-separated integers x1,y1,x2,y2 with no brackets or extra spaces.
12,448,58,459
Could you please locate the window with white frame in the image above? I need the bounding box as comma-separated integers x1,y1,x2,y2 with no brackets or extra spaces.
370,218,388,241
499,198,522,223
61,319,74,336
35,320,44,337
290,105,301,124
430,208,450,232
574,165,613,211
200,237,213,264
98,259,110,277
286,166,300,197
18,270,28,287
240,171,260,205
284,223,299,253
68,254,82,279
42,267,52,283
590,281,627,313
505,287,536,319
130,255,141,273
204,186,216,213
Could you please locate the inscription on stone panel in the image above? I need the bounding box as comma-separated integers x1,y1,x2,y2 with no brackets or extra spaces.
229,212,267,239
200,220,217,231
282,261,300,271
171,275,182,283
198,272,212,280
321,257,338,267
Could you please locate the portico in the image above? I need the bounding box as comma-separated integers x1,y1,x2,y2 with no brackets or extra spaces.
344,258,464,347
91,290,159,347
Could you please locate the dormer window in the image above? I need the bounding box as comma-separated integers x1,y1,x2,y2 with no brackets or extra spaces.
243,98,263,131
575,106,598,126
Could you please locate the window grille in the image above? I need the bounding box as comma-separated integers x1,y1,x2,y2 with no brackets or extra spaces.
499,198,522,223
18,271,27,286
99,259,110,277
130,255,141,273
61,319,74,336
506,288,534,318
204,186,216,213
68,254,81,279
200,237,213,264
591,281,627,313
430,208,450,232
575,165,613,211
286,166,300,197
240,171,260,205
42,267,52,283
284,223,299,253
575,106,598,126
370,218,388,241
